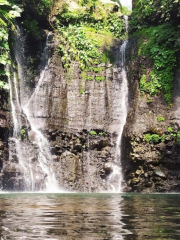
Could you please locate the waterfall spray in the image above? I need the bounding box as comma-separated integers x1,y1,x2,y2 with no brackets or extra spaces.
7,28,62,192
108,16,129,192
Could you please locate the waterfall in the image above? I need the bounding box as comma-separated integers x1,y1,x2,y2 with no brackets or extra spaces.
108,16,129,192
7,26,61,192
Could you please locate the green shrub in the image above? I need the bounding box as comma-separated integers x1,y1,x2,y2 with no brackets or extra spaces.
95,76,105,82
144,126,180,144
20,0,52,17
99,131,105,136
0,1,22,91
55,1,126,72
137,24,179,104
144,133,161,143
89,130,97,135
20,128,26,140
0,80,9,90
168,126,173,133
20,128,26,136
57,25,102,70
130,0,180,30
157,116,165,122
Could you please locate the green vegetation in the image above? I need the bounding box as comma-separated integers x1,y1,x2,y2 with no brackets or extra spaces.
81,73,94,81
17,0,52,17
20,128,26,136
55,0,126,74
57,25,102,70
89,130,106,136
131,0,180,104
95,76,105,82
0,0,22,91
167,126,173,133
157,116,165,122
99,131,105,136
20,128,26,140
89,130,97,135
130,0,180,30
144,127,180,144
144,133,161,143
0,80,9,90
137,24,179,104
17,0,53,38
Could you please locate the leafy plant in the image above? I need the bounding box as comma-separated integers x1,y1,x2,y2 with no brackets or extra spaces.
0,80,9,90
20,128,26,140
55,1,126,73
168,126,173,133
95,76,105,82
80,89,85,94
138,24,179,104
99,131,105,136
18,0,52,17
157,116,165,122
144,133,161,143
0,1,22,91
57,25,102,70
130,0,180,30
81,72,94,81
89,130,97,135
20,128,26,136
144,126,180,144
0,0,21,27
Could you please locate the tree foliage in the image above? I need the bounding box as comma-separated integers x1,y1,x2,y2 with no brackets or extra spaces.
130,0,180,104
131,0,180,30
15,0,52,17
55,1,126,71
0,0,21,90
0,0,21,27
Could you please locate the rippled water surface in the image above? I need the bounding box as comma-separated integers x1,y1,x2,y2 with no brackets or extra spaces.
0,193,180,239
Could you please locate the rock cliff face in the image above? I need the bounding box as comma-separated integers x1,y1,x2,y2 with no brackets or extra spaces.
30,39,129,192
122,41,180,192
0,0,179,193
0,89,9,189
41,49,123,191
0,25,130,192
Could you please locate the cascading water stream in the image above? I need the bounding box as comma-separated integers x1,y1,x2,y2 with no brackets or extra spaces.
7,27,61,192
6,12,131,193
108,16,129,192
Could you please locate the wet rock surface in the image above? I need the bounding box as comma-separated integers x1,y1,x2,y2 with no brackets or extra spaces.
0,33,127,192
122,41,180,193
1,25,180,193
47,130,116,192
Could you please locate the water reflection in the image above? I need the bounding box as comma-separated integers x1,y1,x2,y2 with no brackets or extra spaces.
123,194,180,240
0,193,180,239
0,193,131,239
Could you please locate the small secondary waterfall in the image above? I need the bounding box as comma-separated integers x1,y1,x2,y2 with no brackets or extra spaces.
7,27,61,192
109,15,129,192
